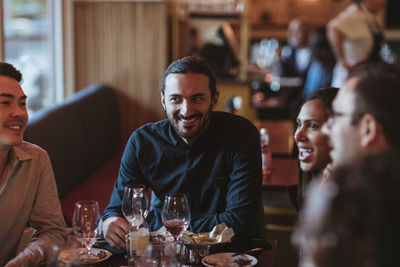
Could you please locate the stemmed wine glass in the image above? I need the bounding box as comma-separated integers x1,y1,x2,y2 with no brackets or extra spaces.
122,184,149,222
161,193,191,242
72,200,102,264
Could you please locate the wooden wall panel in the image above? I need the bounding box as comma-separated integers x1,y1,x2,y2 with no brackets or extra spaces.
250,0,351,27
74,1,167,145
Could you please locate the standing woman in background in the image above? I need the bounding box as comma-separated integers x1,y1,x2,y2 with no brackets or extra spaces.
327,0,386,87
289,87,338,211
302,27,336,99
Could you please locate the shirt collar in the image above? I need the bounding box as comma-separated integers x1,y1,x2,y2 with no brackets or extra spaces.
12,144,33,161
167,122,180,146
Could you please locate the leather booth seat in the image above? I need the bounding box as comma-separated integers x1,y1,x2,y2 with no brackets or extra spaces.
24,84,122,224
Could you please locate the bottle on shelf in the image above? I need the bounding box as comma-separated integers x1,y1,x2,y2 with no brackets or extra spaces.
260,127,272,185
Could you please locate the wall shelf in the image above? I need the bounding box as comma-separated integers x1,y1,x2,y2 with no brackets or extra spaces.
170,0,249,79
188,12,241,19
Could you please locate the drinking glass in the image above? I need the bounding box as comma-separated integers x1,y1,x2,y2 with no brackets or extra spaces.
72,200,102,264
161,193,191,242
122,184,149,222
125,213,150,260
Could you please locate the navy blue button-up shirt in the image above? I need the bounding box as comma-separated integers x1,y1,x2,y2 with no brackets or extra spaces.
103,112,262,239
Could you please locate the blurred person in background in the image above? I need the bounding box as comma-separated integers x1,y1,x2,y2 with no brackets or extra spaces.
281,17,312,79
290,87,338,211
302,28,336,99
187,27,201,57
0,62,67,266
322,62,400,168
293,151,400,267
327,0,386,87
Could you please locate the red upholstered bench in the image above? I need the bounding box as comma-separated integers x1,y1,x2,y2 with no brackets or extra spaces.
60,153,122,224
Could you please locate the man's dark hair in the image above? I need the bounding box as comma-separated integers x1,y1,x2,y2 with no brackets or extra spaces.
0,62,22,83
348,62,400,151
160,56,217,98
305,87,339,117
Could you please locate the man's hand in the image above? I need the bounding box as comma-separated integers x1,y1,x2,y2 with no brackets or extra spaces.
5,245,44,267
103,216,130,250
322,163,334,182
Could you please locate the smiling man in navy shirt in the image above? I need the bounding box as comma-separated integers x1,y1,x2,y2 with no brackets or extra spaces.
103,56,262,250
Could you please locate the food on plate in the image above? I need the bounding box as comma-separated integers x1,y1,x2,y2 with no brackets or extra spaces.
58,249,80,263
193,233,218,244
58,248,111,264
95,250,108,259
203,253,254,267
234,258,253,267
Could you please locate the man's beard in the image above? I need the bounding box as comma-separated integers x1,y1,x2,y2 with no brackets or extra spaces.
167,105,213,143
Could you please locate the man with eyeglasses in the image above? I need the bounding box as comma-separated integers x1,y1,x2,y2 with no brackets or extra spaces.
322,62,400,168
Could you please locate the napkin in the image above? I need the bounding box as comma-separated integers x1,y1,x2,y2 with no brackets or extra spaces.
180,223,235,244
209,223,235,243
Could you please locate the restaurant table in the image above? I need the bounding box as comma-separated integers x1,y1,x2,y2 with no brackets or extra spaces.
92,239,277,267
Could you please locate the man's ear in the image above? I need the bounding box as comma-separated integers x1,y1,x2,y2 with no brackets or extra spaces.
212,91,219,109
359,113,379,148
161,92,166,110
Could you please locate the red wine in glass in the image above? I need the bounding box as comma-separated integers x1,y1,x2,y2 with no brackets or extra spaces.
162,193,191,241
163,220,189,239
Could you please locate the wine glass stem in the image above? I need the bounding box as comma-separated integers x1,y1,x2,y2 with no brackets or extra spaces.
87,245,91,263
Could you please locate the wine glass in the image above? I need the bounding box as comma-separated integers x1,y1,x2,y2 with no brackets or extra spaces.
161,193,191,242
72,200,102,264
122,184,149,222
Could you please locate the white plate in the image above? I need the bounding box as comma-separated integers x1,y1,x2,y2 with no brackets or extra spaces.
59,247,112,264
202,252,257,267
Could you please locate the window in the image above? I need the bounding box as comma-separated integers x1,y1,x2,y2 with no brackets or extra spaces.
3,0,62,114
